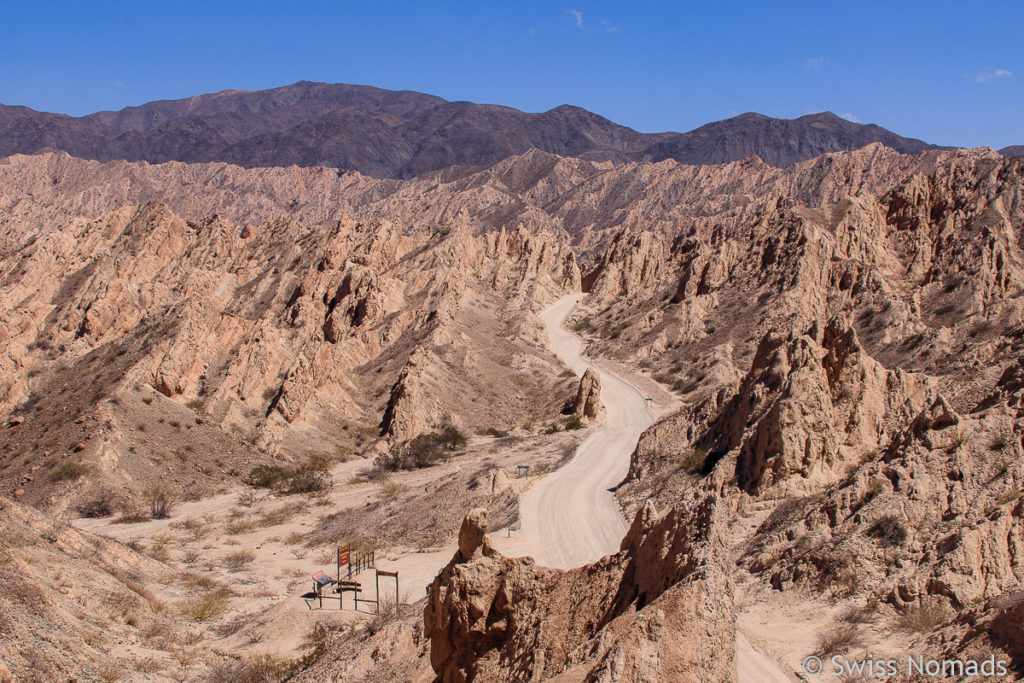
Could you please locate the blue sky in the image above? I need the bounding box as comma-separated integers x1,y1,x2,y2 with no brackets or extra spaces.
1,1,1020,148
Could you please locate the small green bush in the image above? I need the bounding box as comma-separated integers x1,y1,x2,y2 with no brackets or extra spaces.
678,448,708,474
565,415,584,430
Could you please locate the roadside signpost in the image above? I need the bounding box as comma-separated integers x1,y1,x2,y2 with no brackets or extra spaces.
337,544,350,583
517,464,530,478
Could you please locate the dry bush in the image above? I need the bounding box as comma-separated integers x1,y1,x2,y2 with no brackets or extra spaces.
226,517,257,534
133,656,165,674
237,489,259,507
179,591,230,622
97,663,124,682
50,459,90,482
379,481,408,497
116,505,150,524
179,572,228,591
840,603,877,624
896,602,949,633
246,465,331,495
175,516,209,540
208,653,294,682
222,549,256,570
377,426,467,471
78,490,118,518
145,485,176,520
815,623,865,657
677,447,708,474
867,514,908,546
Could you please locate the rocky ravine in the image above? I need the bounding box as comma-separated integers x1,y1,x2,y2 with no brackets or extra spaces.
2,146,1024,680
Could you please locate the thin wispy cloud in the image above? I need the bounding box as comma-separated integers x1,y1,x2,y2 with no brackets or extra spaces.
601,20,619,32
568,9,583,29
839,112,862,123
804,57,826,71
971,68,1012,83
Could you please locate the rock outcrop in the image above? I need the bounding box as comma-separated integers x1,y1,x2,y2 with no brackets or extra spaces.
572,367,606,422
423,498,735,682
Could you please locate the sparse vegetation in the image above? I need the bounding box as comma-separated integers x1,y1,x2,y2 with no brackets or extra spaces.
245,464,331,495
897,602,949,633
179,590,230,622
565,414,584,430
815,623,864,657
867,514,908,547
990,433,1010,451
377,426,467,471
77,490,118,518
50,459,90,482
145,485,176,519
222,549,256,570
677,447,708,474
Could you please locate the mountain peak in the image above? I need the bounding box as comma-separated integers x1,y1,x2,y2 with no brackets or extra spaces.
0,82,944,177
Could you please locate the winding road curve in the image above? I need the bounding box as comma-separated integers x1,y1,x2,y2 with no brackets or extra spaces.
521,294,793,683
516,294,658,568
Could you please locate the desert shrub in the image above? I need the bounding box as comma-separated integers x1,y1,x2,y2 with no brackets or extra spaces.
226,517,257,534
990,434,1010,451
305,452,335,472
897,602,949,633
50,460,90,482
177,517,209,540
281,467,330,494
145,485,176,520
179,590,230,621
116,505,150,524
565,415,584,430
379,427,466,471
436,425,467,449
246,465,289,489
208,653,294,683
222,550,256,570
867,514,907,547
247,464,331,495
677,447,708,474
78,490,118,518
815,623,865,657
544,423,561,434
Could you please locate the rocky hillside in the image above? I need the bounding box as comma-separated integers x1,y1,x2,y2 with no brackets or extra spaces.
323,151,1024,681
0,143,982,258
0,81,943,177
0,197,580,513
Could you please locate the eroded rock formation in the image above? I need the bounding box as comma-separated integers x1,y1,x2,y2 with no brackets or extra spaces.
424,500,735,682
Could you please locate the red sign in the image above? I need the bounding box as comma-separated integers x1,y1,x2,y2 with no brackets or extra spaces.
338,545,350,566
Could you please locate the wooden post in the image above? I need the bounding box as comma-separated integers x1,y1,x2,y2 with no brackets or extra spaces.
378,570,399,618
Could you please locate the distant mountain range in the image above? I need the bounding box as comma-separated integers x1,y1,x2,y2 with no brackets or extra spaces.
0,80,1010,178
